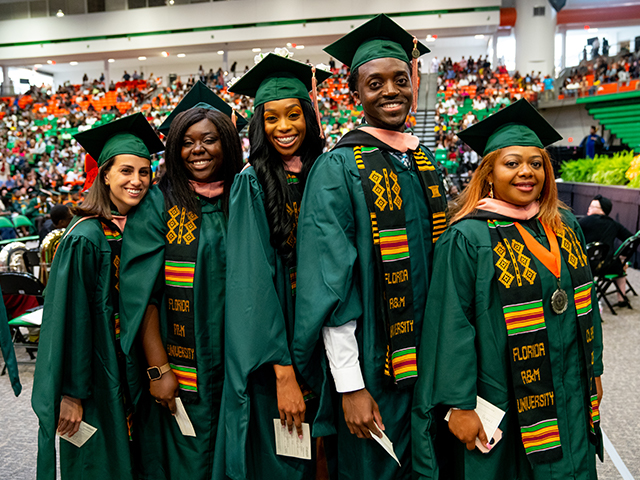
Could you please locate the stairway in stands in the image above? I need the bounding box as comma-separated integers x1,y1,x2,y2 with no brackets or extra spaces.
414,73,439,150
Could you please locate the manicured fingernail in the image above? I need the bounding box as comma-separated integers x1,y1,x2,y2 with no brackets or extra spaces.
485,443,492,449
299,434,303,440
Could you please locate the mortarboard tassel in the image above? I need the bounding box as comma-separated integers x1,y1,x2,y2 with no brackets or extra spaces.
311,66,325,139
231,110,237,128
82,154,99,192
411,36,419,114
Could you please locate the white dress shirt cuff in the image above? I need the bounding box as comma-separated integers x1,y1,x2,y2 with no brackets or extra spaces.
322,320,365,393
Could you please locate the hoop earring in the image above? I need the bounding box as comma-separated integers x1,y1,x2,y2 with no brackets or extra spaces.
489,182,494,199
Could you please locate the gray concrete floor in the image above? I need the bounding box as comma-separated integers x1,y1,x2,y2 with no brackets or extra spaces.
1,269,639,479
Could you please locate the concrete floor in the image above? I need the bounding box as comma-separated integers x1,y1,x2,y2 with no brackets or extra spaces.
1,269,639,479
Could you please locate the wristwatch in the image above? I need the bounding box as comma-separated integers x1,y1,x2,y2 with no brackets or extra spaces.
147,363,171,381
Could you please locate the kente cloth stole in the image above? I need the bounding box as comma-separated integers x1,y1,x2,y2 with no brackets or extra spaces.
488,219,600,464
353,145,447,387
164,202,202,403
284,172,316,401
285,172,302,298
99,218,134,440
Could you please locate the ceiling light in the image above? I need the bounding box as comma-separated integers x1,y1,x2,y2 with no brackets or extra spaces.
217,50,224,55
475,34,485,39
286,43,292,48
47,60,54,65
108,58,115,63
589,28,598,32
425,35,437,42
177,53,186,58
168,0,174,4
138,56,147,61
56,9,64,17
70,61,78,65
161,51,169,57
295,45,305,50
252,48,261,53
34,64,42,68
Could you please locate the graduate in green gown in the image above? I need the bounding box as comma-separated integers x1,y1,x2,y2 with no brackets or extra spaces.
224,52,331,480
292,14,447,480
412,99,603,480
118,82,244,480
0,283,21,397
32,113,163,480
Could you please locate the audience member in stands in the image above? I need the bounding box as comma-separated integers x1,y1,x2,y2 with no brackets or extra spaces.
38,203,72,241
579,194,634,307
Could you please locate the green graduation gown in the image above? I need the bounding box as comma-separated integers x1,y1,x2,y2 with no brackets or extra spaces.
0,283,21,396
32,217,135,480
412,212,603,480
293,143,443,480
224,167,316,480
119,186,226,480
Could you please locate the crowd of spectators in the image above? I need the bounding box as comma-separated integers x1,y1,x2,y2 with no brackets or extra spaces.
0,60,395,230
561,47,640,98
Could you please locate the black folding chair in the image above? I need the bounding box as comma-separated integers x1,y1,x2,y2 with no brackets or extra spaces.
22,248,40,275
0,272,45,374
595,233,640,316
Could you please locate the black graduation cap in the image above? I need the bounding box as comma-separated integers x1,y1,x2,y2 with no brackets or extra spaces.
457,99,563,156
158,81,248,134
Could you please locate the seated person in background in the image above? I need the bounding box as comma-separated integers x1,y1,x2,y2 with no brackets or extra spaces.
579,194,634,306
38,203,73,242
579,126,604,159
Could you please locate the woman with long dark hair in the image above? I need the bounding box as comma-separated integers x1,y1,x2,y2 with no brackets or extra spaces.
412,100,603,479
32,113,163,480
118,85,244,480
223,53,330,479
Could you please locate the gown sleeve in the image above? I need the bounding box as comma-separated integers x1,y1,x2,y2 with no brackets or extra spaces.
293,151,364,387
119,186,167,355
32,231,103,479
412,226,481,479
224,171,293,480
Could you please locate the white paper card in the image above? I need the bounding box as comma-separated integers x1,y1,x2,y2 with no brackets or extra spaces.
444,396,505,443
368,426,401,467
273,419,311,460
174,398,196,437
17,308,43,326
57,421,97,447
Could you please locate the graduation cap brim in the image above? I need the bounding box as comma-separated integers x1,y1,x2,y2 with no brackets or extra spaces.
228,54,332,104
324,14,430,70
457,99,563,156
158,81,248,134
74,113,165,164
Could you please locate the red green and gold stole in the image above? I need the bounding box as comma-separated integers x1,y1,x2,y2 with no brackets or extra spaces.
164,202,202,403
353,145,447,387
100,217,134,440
488,218,601,464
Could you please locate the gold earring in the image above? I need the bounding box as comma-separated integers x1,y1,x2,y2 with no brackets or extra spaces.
489,182,494,199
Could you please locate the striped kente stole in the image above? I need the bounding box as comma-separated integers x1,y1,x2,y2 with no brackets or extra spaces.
353,144,447,387
164,202,202,403
488,218,600,464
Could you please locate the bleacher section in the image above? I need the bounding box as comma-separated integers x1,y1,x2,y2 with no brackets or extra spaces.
578,90,640,150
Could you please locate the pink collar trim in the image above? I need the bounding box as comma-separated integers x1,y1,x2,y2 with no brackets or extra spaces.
282,155,302,173
189,180,224,198
476,198,540,221
359,126,420,153
111,215,127,232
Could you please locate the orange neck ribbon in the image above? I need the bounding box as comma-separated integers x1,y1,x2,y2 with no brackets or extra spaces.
514,222,561,279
